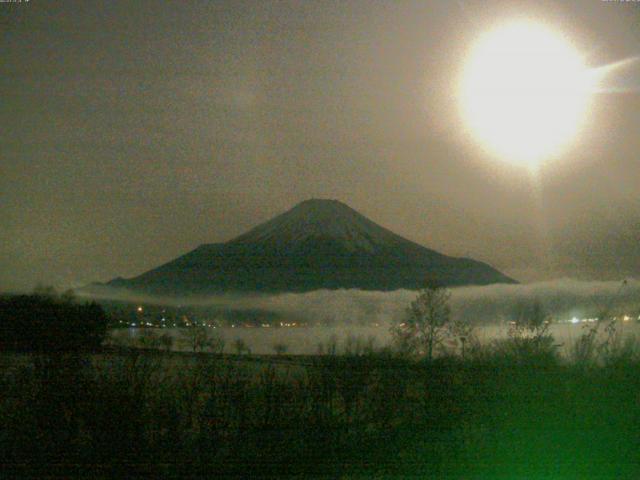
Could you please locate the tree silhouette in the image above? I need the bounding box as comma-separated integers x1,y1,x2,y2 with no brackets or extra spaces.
0,290,108,352
391,285,451,360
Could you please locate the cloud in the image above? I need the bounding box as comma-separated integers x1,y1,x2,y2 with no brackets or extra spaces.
79,278,640,325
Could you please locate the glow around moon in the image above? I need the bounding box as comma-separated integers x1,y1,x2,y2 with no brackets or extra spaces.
459,21,595,169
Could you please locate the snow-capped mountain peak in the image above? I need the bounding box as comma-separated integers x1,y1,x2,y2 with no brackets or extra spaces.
229,199,403,252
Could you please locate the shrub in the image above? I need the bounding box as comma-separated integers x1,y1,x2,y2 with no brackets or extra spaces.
273,342,288,355
233,338,250,355
180,326,225,353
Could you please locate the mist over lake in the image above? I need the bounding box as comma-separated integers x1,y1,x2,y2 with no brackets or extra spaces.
109,321,640,356
88,277,640,324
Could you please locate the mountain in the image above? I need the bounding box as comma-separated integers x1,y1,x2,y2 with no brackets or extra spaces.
106,199,516,294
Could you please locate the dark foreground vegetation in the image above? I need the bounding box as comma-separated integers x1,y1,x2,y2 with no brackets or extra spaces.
1,290,640,478
0,288,107,353
2,343,640,477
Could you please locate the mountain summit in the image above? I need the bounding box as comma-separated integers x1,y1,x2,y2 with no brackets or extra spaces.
230,199,411,253
107,199,516,294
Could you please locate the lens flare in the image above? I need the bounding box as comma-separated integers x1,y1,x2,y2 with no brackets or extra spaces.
459,21,594,169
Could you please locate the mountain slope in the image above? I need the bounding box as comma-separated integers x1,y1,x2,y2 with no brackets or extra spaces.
107,199,516,294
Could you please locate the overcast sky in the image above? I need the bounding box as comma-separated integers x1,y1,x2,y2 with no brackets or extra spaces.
1,0,639,292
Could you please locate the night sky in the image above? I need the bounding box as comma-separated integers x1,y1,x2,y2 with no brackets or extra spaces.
2,0,639,292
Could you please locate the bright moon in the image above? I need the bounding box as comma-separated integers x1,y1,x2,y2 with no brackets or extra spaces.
459,22,593,168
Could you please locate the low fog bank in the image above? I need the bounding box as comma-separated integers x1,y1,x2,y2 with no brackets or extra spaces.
81,278,640,326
